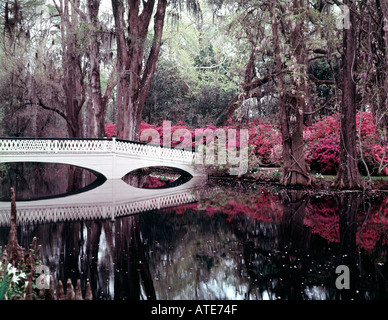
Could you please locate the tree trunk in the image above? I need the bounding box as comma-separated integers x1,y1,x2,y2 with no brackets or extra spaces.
333,0,362,190
271,0,311,186
112,0,167,141
379,0,388,129
86,0,117,138
59,0,85,138
7,188,25,264
87,0,105,138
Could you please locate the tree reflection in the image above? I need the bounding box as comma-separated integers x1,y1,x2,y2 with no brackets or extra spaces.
278,190,308,299
335,193,360,299
114,215,156,300
0,162,99,200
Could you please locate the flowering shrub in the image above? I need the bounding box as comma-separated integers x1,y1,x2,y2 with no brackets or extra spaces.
306,135,340,175
140,121,194,149
104,123,116,138
140,119,282,169
305,112,388,176
247,118,281,165
137,111,387,176
356,112,388,175
372,145,388,175
304,114,340,174
304,114,340,141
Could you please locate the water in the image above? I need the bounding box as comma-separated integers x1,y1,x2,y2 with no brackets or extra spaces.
1,163,388,300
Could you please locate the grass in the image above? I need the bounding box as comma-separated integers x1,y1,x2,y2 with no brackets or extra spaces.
366,176,388,181
314,174,388,181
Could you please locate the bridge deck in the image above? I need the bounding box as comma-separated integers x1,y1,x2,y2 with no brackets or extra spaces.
0,137,206,179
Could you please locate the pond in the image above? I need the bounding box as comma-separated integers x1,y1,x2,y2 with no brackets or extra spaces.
1,163,388,300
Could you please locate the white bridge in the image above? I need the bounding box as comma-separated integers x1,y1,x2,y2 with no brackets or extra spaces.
0,137,207,226
0,137,204,179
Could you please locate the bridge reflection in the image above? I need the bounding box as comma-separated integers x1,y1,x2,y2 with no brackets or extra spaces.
0,176,206,226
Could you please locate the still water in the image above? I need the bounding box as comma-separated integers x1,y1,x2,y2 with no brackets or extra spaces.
1,163,388,300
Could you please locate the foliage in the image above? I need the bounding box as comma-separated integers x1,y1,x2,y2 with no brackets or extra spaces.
140,118,282,172
356,111,388,176
307,135,340,175
246,118,281,166
305,112,388,176
104,123,116,139
304,114,341,175
140,111,388,177
142,2,241,126
0,261,27,300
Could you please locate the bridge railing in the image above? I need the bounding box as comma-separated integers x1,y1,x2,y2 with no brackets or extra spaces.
0,190,198,226
114,140,197,163
0,138,111,152
0,137,198,163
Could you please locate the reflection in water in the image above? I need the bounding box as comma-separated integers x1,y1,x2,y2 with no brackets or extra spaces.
122,166,193,189
1,172,388,300
0,162,99,201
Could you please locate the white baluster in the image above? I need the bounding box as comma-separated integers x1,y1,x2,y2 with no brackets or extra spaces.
112,136,116,152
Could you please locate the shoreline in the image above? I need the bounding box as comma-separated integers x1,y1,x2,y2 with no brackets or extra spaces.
207,172,388,194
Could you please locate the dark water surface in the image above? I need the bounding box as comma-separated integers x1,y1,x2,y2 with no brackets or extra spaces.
1,163,388,300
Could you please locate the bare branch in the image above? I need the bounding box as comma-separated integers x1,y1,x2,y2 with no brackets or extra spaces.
308,73,335,84
37,99,75,134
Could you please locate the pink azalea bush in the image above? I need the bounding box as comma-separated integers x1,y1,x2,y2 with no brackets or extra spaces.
304,114,341,175
305,111,388,176
143,176,175,188
136,110,387,176
140,119,282,169
246,118,281,165
104,123,116,138
356,112,388,175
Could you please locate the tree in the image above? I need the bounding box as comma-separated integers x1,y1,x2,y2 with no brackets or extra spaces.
381,1,388,128
0,0,60,138
85,0,117,137
333,0,362,190
56,0,85,138
36,0,116,138
271,0,311,186
216,49,272,126
356,0,388,130
112,0,168,141
142,6,239,126
215,1,275,126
